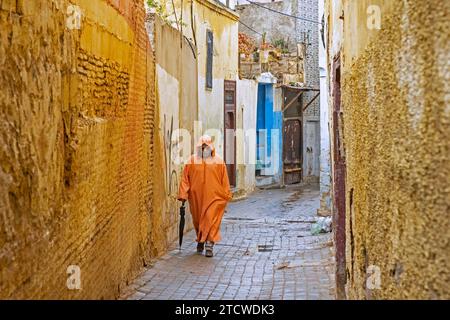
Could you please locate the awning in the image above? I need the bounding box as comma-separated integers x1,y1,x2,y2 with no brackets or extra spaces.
280,85,320,112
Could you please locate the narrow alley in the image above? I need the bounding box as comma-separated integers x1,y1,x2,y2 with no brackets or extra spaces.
0,0,448,304
123,185,335,300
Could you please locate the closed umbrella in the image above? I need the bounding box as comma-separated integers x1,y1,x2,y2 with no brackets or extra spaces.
179,202,186,249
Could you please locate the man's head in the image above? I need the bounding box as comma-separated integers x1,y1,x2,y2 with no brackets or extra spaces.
197,135,214,158
202,143,212,158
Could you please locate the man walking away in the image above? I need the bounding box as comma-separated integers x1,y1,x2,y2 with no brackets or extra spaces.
177,135,232,257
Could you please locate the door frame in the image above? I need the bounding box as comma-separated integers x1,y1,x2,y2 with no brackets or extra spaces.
224,80,237,187
332,55,347,299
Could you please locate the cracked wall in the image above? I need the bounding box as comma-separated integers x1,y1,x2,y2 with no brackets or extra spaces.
0,0,158,299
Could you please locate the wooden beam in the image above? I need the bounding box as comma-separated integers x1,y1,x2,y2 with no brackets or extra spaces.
283,91,303,111
303,92,320,112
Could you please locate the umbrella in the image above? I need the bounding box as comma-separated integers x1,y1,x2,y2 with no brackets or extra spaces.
179,202,186,249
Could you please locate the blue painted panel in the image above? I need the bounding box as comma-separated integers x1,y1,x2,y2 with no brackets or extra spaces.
256,84,266,131
264,85,274,156
273,111,283,179
256,84,283,176
256,84,266,168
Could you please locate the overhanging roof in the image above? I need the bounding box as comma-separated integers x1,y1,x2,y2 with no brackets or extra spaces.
279,84,320,91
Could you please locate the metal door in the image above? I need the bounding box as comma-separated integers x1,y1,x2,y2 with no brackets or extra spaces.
282,87,303,184
283,118,302,184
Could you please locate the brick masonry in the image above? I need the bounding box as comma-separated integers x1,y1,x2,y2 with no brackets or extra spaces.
0,0,157,299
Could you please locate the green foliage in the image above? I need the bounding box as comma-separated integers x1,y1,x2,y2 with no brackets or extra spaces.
147,0,187,29
147,0,166,17
273,38,289,53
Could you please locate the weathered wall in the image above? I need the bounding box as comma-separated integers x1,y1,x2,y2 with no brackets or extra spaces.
236,78,258,194
236,1,297,51
0,0,157,299
297,0,320,181
152,16,198,252
161,0,240,190
318,0,331,215
272,86,284,184
327,0,450,299
161,0,239,134
191,0,239,160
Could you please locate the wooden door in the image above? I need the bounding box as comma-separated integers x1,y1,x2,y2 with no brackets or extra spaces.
224,80,236,187
283,118,302,184
283,87,303,184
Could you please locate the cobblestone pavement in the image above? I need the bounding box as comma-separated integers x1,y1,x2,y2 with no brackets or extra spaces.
123,184,336,300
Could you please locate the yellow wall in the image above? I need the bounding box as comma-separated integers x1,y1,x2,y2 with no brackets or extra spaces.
153,17,198,253
159,0,244,190
326,0,450,299
164,0,239,152
0,0,157,298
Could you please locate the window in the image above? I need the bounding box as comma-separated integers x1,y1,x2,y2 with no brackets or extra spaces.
206,30,213,89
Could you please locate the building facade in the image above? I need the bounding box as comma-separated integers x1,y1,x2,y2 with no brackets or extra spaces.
318,0,331,216
237,0,321,185
157,0,260,196
236,0,320,184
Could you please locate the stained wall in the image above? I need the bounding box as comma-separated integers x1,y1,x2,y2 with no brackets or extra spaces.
326,0,450,299
0,0,157,299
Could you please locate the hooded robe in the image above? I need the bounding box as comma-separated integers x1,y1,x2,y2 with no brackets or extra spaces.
177,135,232,243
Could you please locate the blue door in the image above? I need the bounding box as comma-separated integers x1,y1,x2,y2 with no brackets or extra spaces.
256,84,274,175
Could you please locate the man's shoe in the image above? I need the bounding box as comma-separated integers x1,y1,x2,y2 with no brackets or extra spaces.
197,242,204,253
205,242,214,257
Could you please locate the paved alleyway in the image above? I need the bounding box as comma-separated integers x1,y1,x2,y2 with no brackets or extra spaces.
123,185,335,300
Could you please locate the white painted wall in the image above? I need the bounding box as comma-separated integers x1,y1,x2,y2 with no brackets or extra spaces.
237,78,258,193
218,0,238,10
329,0,344,59
319,0,331,213
304,120,320,180
194,10,239,159
198,77,225,157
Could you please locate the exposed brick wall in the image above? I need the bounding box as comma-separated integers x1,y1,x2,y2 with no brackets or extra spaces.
0,0,157,299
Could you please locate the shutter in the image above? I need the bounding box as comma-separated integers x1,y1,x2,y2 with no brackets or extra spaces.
206,30,213,89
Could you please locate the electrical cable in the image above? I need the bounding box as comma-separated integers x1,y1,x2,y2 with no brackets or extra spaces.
239,20,264,36
241,0,322,25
